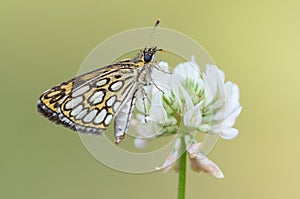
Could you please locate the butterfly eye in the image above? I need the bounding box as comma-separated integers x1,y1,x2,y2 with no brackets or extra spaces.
143,54,152,63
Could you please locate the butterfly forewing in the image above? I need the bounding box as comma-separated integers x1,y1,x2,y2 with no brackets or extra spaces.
38,63,138,135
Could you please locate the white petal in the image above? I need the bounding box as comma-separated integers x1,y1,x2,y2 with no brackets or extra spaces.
203,65,226,105
149,104,168,125
203,65,219,100
186,142,201,158
183,102,203,128
156,150,180,173
224,81,240,115
156,138,182,173
211,105,226,121
211,64,225,88
209,106,242,134
173,60,200,81
221,128,239,140
151,91,163,105
173,58,204,96
190,154,224,179
151,62,174,95
190,55,200,71
177,83,194,110
158,61,170,72
152,62,170,84
223,106,242,129
174,137,182,150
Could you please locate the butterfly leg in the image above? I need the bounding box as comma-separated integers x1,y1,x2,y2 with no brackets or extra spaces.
150,78,165,95
153,64,172,74
140,87,150,123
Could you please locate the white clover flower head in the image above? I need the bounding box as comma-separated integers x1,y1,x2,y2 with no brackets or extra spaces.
130,56,241,178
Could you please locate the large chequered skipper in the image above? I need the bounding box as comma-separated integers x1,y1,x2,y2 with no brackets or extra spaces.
37,20,164,144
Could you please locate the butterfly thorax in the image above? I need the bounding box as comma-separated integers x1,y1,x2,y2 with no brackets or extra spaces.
118,47,158,86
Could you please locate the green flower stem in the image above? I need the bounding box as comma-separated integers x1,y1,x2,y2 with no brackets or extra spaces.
178,138,186,199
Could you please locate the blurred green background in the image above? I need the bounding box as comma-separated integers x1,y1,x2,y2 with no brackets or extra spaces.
1,0,300,198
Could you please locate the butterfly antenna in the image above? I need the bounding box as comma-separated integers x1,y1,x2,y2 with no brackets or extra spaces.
145,19,160,48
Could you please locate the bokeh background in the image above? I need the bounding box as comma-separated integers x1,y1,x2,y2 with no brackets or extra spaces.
1,0,300,198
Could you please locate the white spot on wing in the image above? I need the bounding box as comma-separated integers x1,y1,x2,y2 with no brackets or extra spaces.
96,79,108,87
106,95,116,107
94,109,107,124
89,90,105,105
110,81,123,91
75,109,88,120
113,101,121,112
65,96,83,109
104,114,113,126
83,109,98,123
70,105,83,116
72,85,90,97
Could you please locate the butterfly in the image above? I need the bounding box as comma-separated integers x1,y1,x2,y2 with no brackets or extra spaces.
37,20,165,144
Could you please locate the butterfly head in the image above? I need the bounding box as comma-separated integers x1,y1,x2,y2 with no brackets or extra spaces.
142,47,163,63
141,19,164,63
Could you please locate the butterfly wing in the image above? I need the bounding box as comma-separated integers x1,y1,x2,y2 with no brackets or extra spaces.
114,89,138,144
38,63,138,138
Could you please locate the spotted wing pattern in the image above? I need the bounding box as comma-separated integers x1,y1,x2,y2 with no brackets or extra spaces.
37,63,138,139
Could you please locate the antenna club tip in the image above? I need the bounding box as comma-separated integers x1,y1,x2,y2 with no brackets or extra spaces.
155,18,160,27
